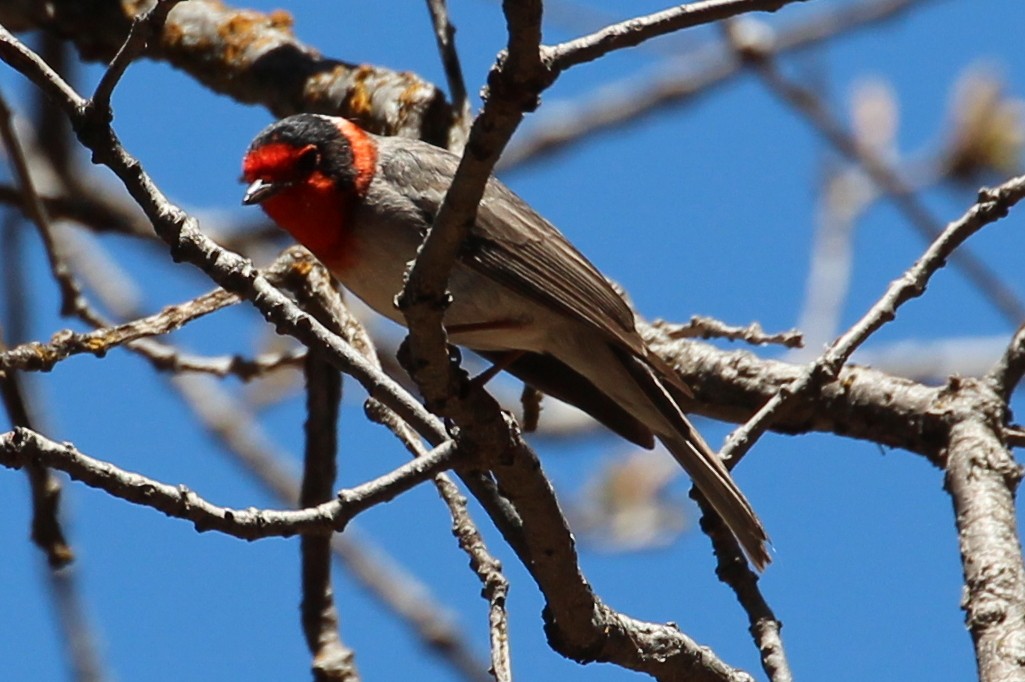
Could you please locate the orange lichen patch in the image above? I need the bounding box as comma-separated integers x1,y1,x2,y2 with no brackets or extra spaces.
398,79,426,108
304,65,350,108
161,19,184,47
267,9,294,30
343,82,374,120
331,66,379,121
290,259,315,277
83,336,109,354
217,11,284,62
29,341,58,369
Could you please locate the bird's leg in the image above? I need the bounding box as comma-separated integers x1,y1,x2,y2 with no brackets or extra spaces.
470,350,525,388
444,318,529,388
445,319,527,335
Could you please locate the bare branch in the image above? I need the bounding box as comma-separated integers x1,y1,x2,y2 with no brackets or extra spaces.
175,374,493,682
300,349,360,681
942,380,1025,682
717,173,1025,468
47,568,108,682
90,0,182,115
425,0,471,149
0,326,73,567
503,0,932,170
545,0,808,71
694,495,791,682
0,287,237,372
655,316,803,348
0,427,459,540
0,0,452,144
0,27,85,109
986,323,1025,402
0,89,87,318
398,0,548,410
644,328,945,457
238,247,507,680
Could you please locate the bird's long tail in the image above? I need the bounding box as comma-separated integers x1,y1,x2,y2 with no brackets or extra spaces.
661,430,770,570
617,348,771,570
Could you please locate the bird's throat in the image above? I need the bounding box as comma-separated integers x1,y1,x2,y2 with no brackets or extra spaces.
261,176,356,270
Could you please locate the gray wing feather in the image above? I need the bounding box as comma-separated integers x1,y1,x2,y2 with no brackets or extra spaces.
376,138,643,355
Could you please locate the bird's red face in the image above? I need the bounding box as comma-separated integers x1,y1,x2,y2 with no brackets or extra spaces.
242,115,377,269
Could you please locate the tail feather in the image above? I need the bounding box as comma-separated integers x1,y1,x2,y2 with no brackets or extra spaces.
662,431,771,570
614,347,771,570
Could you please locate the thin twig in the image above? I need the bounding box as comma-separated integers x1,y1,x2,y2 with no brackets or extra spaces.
290,245,360,680
655,316,803,348
47,568,108,682
398,0,548,409
251,247,504,679
0,427,460,540
90,0,182,115
425,0,471,149
300,349,360,681
365,400,512,680
502,0,931,169
986,323,1025,403
275,246,511,679
174,373,493,682
0,287,236,370
694,495,792,682
0,88,87,318
719,174,1025,468
0,325,72,568
545,0,808,71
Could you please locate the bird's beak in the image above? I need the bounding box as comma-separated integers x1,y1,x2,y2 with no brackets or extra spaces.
242,178,283,205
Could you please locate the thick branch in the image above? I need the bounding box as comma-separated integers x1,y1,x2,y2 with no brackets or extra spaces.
0,0,452,144
942,380,1025,682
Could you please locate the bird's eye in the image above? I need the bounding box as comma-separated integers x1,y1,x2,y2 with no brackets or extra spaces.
295,146,319,175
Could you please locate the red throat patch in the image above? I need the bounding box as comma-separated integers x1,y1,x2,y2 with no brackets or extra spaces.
258,170,357,270
244,118,379,271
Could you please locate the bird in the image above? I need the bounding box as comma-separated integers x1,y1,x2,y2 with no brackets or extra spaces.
241,113,770,569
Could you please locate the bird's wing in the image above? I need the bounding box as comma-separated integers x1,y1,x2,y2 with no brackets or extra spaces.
378,139,642,354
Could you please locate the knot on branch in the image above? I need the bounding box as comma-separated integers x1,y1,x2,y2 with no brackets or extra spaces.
483,49,554,116
395,335,467,415
71,102,116,164
541,605,604,664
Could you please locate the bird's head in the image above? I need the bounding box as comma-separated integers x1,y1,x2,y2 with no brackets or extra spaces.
242,113,377,265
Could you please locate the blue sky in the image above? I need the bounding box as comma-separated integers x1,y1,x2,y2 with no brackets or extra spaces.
3,1,1025,680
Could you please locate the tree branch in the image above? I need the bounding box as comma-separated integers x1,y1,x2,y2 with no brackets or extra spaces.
502,0,931,170
941,380,1025,682
300,347,360,681
716,173,1025,469
0,0,452,144
546,0,808,71
172,372,493,682
986,322,1025,402
0,427,459,540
